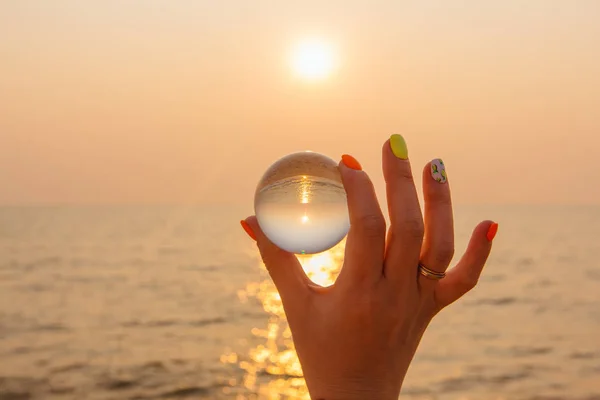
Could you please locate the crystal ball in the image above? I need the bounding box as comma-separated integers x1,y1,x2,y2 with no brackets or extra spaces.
254,151,350,254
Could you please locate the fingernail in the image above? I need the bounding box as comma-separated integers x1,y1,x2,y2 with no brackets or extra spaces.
341,154,362,171
390,134,408,159
431,158,447,183
240,220,257,241
486,222,499,242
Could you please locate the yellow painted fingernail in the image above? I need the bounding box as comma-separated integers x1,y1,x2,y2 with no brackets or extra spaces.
390,134,408,159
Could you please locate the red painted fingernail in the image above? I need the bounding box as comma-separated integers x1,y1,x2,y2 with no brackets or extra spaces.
341,154,362,171
486,222,499,242
240,220,257,241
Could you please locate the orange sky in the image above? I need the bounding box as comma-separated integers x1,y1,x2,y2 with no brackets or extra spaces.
1,1,599,205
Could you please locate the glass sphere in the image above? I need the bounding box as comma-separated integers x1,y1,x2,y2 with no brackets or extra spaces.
254,151,350,254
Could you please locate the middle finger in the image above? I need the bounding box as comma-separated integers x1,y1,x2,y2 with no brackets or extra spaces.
382,134,424,282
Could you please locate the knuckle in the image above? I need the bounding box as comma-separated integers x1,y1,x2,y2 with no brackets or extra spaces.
357,214,386,239
433,191,453,207
403,217,425,240
432,243,455,266
398,166,415,183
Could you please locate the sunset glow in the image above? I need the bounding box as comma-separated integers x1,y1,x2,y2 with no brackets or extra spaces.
1,3,598,205
291,39,337,81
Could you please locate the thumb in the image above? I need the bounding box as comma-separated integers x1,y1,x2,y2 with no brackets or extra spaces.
241,216,312,305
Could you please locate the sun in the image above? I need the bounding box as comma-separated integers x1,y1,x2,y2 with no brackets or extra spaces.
291,39,337,81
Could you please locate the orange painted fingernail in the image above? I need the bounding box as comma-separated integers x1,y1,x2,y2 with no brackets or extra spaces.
240,220,257,241
486,222,499,242
341,154,362,171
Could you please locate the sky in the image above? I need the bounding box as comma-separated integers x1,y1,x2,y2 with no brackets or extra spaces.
1,1,599,205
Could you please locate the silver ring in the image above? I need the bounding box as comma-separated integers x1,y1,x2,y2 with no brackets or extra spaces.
418,262,446,280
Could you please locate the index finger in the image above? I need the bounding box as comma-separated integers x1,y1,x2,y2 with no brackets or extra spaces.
336,154,386,287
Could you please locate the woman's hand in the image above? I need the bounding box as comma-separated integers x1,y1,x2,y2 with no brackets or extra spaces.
241,135,498,400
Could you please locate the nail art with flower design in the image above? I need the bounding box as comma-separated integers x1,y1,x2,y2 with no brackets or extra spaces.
431,158,447,183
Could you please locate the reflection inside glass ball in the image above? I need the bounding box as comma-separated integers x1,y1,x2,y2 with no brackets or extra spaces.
254,151,350,254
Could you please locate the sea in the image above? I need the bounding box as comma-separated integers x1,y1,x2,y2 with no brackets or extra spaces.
0,205,599,400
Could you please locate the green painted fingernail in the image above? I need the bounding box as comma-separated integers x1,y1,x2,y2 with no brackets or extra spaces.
390,134,408,159
431,158,447,183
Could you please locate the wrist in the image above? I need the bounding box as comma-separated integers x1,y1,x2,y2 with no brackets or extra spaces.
307,375,404,400
304,353,412,400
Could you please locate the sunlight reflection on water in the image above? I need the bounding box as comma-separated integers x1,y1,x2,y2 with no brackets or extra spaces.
221,241,345,399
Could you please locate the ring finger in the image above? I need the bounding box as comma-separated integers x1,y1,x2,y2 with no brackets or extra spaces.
419,158,454,288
